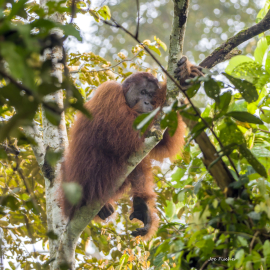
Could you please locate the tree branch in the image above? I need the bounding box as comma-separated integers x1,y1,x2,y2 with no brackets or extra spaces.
135,0,140,39
55,135,161,268
200,9,270,69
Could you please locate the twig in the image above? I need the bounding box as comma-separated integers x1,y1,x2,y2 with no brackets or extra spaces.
257,128,270,134
249,231,260,253
135,0,140,39
0,143,19,155
69,0,76,24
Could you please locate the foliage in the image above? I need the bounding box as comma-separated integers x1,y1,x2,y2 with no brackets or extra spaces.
1,0,270,270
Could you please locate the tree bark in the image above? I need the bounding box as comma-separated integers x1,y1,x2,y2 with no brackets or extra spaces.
167,0,190,98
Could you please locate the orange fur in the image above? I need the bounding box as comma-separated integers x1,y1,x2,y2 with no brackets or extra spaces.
61,72,185,239
150,114,185,162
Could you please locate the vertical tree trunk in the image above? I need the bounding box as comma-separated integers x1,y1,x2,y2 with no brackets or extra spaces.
167,0,190,94
38,0,69,267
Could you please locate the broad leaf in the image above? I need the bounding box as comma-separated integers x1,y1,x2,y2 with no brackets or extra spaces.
223,73,258,103
239,145,267,178
226,111,263,125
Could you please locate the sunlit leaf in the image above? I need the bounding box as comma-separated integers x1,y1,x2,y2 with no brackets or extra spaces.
204,78,220,102
133,107,160,134
225,56,254,75
148,45,161,56
254,37,268,64
226,111,263,125
62,182,83,205
239,145,267,178
223,73,258,103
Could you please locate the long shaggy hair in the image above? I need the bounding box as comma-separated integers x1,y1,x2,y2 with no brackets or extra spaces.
60,72,185,239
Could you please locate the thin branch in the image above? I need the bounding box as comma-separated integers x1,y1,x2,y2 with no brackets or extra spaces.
249,231,260,253
135,0,140,39
257,128,270,135
69,0,76,24
0,143,19,155
200,9,270,69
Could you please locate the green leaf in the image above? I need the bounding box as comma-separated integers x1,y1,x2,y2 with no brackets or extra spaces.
165,200,175,219
38,80,62,96
8,0,28,19
235,249,245,268
254,37,268,64
247,211,261,220
265,50,270,73
225,56,254,75
8,261,16,270
0,42,26,81
160,110,178,136
97,5,111,20
148,45,161,56
216,91,232,117
219,120,245,146
226,111,263,125
257,2,270,22
62,182,83,205
239,145,267,178
180,106,200,121
171,168,185,188
60,24,82,41
44,105,61,126
204,78,220,101
229,175,249,189
2,195,20,211
45,149,63,167
154,36,167,51
0,148,7,159
260,108,270,123
118,254,128,269
223,73,258,103
186,82,200,98
189,117,212,140
230,61,270,89
46,230,58,240
153,252,165,268
263,240,270,257
25,200,39,214
133,107,160,133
